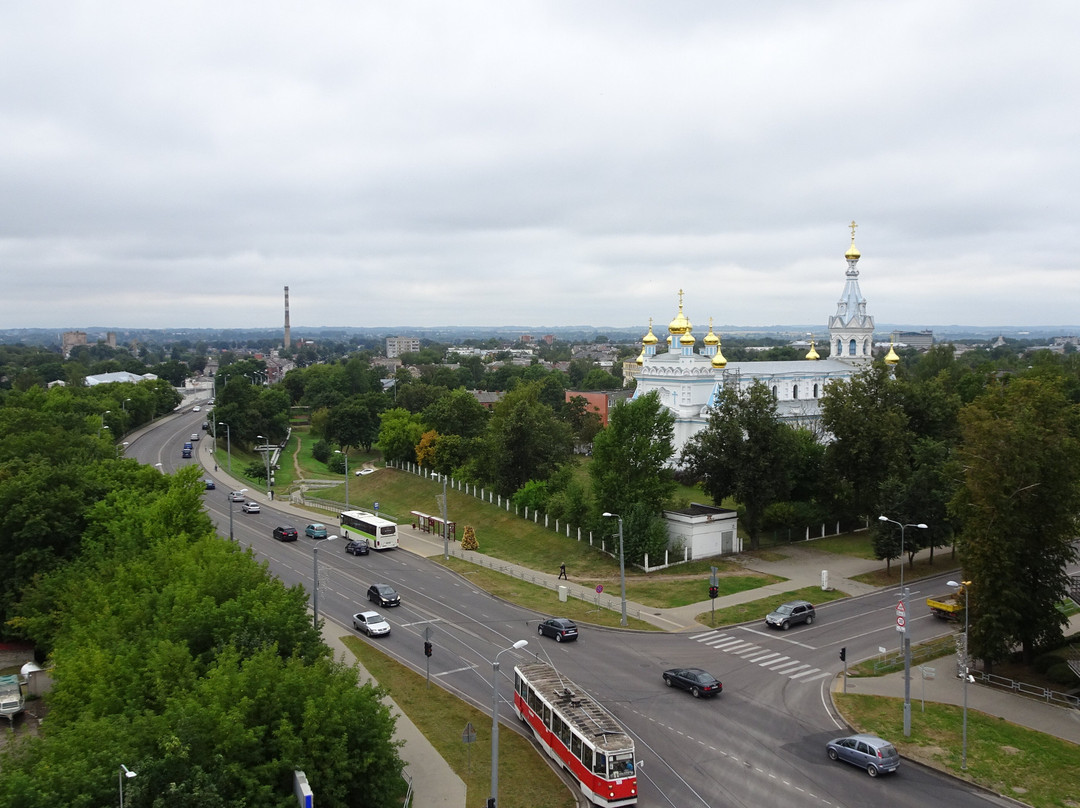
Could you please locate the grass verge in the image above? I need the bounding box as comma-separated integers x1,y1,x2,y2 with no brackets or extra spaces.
693,585,850,628
343,636,576,808
440,557,659,630
834,693,1079,808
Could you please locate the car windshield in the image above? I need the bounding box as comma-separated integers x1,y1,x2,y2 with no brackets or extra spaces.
776,604,794,615
367,613,385,623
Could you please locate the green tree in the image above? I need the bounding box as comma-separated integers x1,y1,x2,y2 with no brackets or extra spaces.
422,387,489,439
682,381,797,550
950,377,1080,669
376,407,426,464
480,381,573,496
589,391,676,520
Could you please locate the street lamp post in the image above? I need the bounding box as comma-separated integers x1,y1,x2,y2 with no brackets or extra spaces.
336,450,349,508
878,515,928,737
117,441,129,458
312,535,339,627
440,473,449,560
119,764,136,808
948,579,972,770
99,410,110,437
218,422,231,474
601,512,628,626
491,639,529,808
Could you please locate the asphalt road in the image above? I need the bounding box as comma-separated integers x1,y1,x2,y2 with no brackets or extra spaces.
128,406,1015,808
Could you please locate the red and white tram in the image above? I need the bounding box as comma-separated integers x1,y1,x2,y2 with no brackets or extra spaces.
513,662,637,806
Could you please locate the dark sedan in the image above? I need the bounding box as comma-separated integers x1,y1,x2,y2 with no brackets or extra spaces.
537,617,578,642
662,667,722,698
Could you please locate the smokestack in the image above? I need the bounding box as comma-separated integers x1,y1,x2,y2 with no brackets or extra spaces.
284,286,291,349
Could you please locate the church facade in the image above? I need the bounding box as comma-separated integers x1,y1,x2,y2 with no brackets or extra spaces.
631,226,890,459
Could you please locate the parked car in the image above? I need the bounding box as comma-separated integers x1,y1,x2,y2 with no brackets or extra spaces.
367,583,401,607
305,523,329,540
537,617,579,642
228,491,247,502
356,468,376,476
241,501,261,514
826,734,900,777
204,479,216,490
272,526,299,542
352,611,390,637
662,667,722,698
346,539,370,556
765,600,816,630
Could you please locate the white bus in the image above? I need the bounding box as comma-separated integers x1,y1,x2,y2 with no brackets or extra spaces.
339,510,399,550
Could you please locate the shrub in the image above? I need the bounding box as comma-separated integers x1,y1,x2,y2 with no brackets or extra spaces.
461,525,479,551
327,455,346,475
244,461,267,481
311,440,331,463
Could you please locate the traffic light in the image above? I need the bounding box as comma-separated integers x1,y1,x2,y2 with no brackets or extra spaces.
839,647,846,662
424,641,433,658
708,585,718,599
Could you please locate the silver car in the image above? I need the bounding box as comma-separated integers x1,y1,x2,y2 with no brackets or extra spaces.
826,733,899,777
352,611,390,637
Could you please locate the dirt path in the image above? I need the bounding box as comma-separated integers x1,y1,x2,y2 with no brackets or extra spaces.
292,438,306,482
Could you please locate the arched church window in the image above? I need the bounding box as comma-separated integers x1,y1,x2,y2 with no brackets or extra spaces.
836,339,842,355
813,383,819,398
793,384,799,399
848,338,857,356
771,385,777,399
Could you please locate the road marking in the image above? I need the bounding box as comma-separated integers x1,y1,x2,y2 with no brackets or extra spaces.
761,656,792,668
788,667,822,679
724,641,760,654
434,665,477,677
745,651,782,663
774,662,811,675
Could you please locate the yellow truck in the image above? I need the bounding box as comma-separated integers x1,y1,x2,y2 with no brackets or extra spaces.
926,585,966,621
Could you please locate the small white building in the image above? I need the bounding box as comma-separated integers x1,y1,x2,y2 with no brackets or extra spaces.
663,503,740,558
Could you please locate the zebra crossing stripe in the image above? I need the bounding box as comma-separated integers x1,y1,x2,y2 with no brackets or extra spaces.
788,667,822,679
774,663,811,675
761,656,792,668
746,651,782,663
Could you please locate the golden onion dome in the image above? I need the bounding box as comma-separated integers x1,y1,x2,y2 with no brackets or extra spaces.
642,318,658,345
805,339,820,361
885,340,900,365
680,332,695,347
845,220,861,260
667,334,673,346
668,289,691,335
636,348,644,366
703,318,720,346
711,346,727,368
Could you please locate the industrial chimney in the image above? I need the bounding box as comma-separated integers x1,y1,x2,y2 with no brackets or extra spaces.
283,286,291,349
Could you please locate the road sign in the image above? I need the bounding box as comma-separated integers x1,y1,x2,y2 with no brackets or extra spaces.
896,600,906,615
462,722,476,744
373,501,379,512
596,584,604,594
896,615,906,632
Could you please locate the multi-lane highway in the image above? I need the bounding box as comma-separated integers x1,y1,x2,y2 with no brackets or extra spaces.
128,405,1013,807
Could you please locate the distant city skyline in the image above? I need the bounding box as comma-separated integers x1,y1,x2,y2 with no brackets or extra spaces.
3,4,1079,330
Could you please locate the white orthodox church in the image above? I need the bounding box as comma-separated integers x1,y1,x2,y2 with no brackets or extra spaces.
631,225,897,459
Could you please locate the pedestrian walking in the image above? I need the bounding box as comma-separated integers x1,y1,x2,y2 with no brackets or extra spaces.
558,563,567,580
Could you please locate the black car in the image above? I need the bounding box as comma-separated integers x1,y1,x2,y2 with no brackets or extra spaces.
662,667,722,698
204,479,216,490
367,583,401,607
346,539,369,556
272,526,299,542
537,617,579,642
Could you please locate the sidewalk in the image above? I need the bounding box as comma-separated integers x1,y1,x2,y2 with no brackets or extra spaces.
833,616,1080,745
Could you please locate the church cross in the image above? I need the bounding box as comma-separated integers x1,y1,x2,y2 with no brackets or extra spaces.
849,220,858,240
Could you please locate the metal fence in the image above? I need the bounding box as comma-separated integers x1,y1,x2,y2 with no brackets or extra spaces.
444,544,646,624
974,670,1080,709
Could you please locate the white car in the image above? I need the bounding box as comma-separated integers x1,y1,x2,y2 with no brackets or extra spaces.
352,611,390,637
356,468,376,476
241,501,261,514
192,406,201,412
228,491,247,502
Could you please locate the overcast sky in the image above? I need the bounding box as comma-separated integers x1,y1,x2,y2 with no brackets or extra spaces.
3,2,1079,333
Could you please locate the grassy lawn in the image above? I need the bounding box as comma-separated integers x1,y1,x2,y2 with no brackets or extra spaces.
693,585,850,628
834,694,1080,808
849,550,960,588
440,557,659,630
344,636,576,808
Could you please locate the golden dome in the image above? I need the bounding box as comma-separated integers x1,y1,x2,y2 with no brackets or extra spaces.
711,345,727,368
884,339,900,365
667,289,692,335
680,330,695,347
805,339,820,361
845,219,861,260
642,318,658,345
703,318,720,346
667,335,673,346
636,348,644,366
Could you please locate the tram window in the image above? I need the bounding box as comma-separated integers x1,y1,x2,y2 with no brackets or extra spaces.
571,734,582,759
581,745,593,772
559,721,571,747
543,704,551,729
529,690,542,714
594,751,607,776
610,754,634,777
552,715,565,743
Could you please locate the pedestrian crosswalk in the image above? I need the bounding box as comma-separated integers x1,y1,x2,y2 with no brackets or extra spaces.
690,630,832,683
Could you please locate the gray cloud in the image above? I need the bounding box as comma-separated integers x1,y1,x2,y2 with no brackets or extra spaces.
2,1,1079,331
